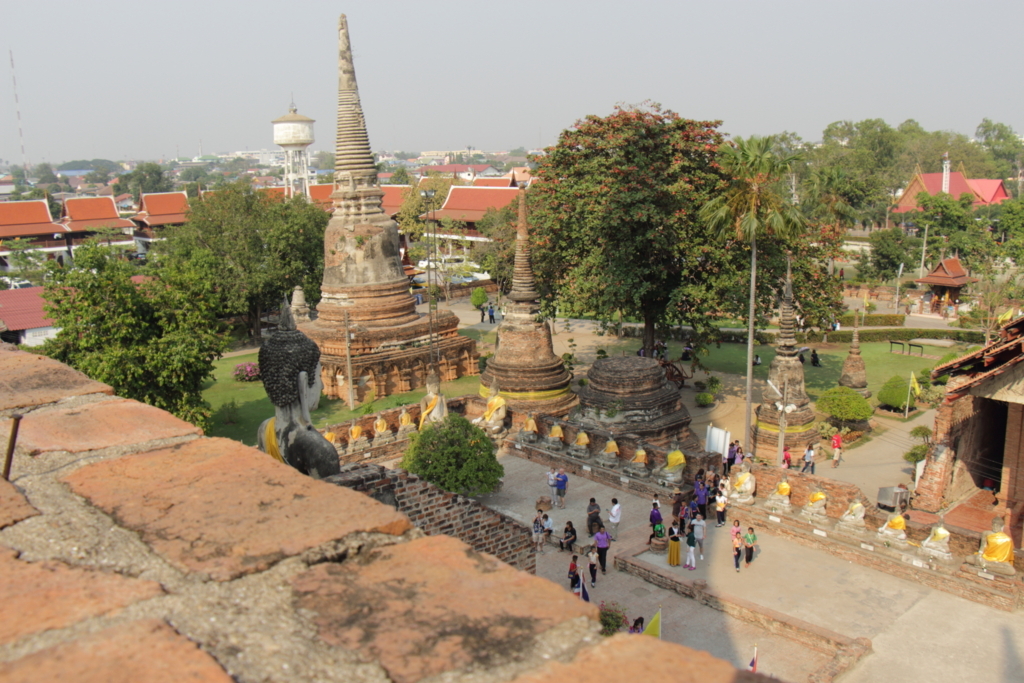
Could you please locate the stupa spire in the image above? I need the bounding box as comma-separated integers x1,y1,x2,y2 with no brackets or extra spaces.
508,185,540,305
849,310,861,355
776,257,797,351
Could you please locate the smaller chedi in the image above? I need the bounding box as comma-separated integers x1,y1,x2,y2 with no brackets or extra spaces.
257,303,341,479
965,516,1016,576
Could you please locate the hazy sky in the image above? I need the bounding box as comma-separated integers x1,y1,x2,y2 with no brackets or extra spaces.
3,0,1023,165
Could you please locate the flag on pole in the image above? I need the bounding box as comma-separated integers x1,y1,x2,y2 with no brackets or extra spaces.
642,609,662,638
580,580,590,603
910,374,921,397
748,646,758,672
997,308,1014,325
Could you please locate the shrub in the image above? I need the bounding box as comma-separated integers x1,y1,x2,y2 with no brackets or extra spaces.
596,349,608,360
919,384,945,406
232,362,261,382
877,375,916,412
903,444,929,463
400,414,503,495
695,392,714,407
910,425,932,443
933,351,960,384
694,381,707,391
705,376,722,395
598,601,629,636
838,313,905,327
794,328,985,345
478,353,492,373
216,399,240,424
470,286,489,310
816,387,873,423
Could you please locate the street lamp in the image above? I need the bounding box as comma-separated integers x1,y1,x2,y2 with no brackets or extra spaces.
767,379,796,466
421,189,437,367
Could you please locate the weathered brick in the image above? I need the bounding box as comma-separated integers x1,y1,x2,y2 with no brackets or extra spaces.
3,398,202,456
62,437,412,581
0,350,113,413
0,620,232,683
0,548,163,645
291,534,596,683
0,479,38,529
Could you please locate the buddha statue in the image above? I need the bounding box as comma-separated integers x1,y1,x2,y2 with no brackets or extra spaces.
876,512,908,545
256,303,340,479
397,407,416,437
965,517,1017,576
595,438,621,469
473,381,508,435
518,414,538,443
544,423,565,451
653,442,686,486
919,518,953,562
624,447,654,479
765,474,791,511
418,372,448,430
569,430,592,459
347,420,369,453
373,414,393,444
729,462,756,505
836,500,867,532
801,487,827,520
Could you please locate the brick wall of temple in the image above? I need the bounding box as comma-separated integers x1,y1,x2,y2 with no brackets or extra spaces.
916,379,983,511
328,463,535,573
0,347,768,682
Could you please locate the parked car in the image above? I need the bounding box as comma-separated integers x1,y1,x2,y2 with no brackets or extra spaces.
0,277,33,289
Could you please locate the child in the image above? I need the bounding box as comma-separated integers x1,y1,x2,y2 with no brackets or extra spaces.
684,524,697,571
568,555,580,594
744,527,758,567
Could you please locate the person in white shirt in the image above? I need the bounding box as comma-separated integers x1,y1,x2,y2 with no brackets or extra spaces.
608,498,621,541
691,513,707,560
546,467,558,502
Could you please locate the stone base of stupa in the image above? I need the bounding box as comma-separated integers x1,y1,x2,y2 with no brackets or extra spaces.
751,403,820,462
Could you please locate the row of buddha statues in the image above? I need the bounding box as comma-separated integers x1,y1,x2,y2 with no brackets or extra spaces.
518,418,689,485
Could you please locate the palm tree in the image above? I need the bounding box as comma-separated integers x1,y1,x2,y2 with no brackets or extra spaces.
699,136,806,453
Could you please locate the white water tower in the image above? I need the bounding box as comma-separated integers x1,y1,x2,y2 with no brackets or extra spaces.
272,104,315,198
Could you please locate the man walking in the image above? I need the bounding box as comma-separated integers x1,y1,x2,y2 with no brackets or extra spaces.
831,432,843,468
692,513,706,560
555,468,568,509
695,479,708,519
586,497,602,537
487,304,495,324
594,525,611,574
532,510,546,553
547,467,559,502
608,498,621,541
801,443,816,474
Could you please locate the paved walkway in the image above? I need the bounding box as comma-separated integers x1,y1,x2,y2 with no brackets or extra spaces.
480,455,1024,683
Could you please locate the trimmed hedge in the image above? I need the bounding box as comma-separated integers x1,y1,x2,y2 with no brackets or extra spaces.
838,313,905,327
793,328,985,345
878,375,916,412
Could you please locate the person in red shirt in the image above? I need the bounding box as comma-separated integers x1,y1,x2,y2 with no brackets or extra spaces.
831,433,843,468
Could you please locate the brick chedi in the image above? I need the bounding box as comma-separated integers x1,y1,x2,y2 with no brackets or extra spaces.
751,264,819,459
300,15,476,400
480,187,576,416
838,311,871,397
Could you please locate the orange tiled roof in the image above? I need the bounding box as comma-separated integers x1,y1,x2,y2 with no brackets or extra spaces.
309,183,334,210
914,258,977,288
0,200,68,239
61,197,135,232
422,186,518,223
0,286,52,332
380,185,408,218
894,172,1009,213
133,192,189,227
473,177,514,187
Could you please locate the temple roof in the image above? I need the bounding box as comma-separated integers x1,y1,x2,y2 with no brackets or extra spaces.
473,177,515,187
421,186,519,223
0,286,52,331
61,196,134,231
132,192,189,227
914,257,977,288
0,200,68,239
894,171,1009,213
932,314,1024,396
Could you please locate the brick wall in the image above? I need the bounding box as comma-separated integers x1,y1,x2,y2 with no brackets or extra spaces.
328,463,535,573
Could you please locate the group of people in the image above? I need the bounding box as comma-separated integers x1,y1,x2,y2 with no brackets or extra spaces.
635,339,669,360
797,349,822,367
779,432,841,472
724,440,748,475
479,303,498,324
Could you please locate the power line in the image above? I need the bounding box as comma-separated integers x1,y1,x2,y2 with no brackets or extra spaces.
9,50,28,172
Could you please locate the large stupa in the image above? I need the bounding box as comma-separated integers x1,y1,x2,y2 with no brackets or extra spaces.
750,263,819,460
480,187,576,416
300,15,476,400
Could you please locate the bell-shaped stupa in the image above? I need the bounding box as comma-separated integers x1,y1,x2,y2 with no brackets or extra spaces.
751,261,819,459
480,187,576,415
301,15,476,401
838,311,871,397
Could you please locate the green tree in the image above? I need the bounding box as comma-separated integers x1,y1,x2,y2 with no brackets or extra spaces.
5,237,46,283
877,375,916,412
530,102,727,354
154,181,327,340
816,387,873,425
1001,199,1024,264
865,228,921,281
400,414,503,495
699,135,806,449
914,192,999,273
396,173,459,242
470,286,489,310
975,119,1023,189
40,243,227,429
113,162,173,202
389,166,411,185
32,163,58,184
473,203,517,296
84,169,111,184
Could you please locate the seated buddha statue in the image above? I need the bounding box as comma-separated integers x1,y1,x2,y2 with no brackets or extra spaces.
397,407,416,437
418,373,448,430
373,415,393,444
876,512,908,544
569,430,592,459
256,303,340,480
800,487,827,519
544,423,565,451
518,413,539,443
347,420,368,452
595,438,621,469
653,442,686,486
965,516,1017,576
729,462,756,505
473,381,507,435
919,519,953,561
836,500,867,532
765,474,791,510
624,447,654,479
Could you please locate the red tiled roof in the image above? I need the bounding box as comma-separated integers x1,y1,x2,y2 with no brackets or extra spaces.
421,186,518,223
309,183,334,210
968,178,1009,205
62,197,135,231
0,286,52,332
473,177,514,187
0,200,68,239
894,172,1009,213
914,258,977,287
133,192,189,227
416,164,495,175
258,187,287,201
381,185,408,218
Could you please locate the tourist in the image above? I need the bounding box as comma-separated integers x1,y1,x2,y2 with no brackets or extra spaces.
649,501,663,530
753,355,762,366
684,523,697,571
731,519,742,543
651,492,661,508
667,520,681,567
594,525,611,573
831,432,843,468
839,267,845,280
543,513,554,545
671,487,684,520
692,513,707,560
532,510,546,553
547,467,559,502
569,555,581,594
488,304,495,324
648,504,665,545
798,352,806,365
687,498,699,523
587,546,599,587
782,446,792,469
608,498,621,541
586,497,602,537
559,521,577,552
629,617,645,634
801,443,816,474
725,441,736,475
732,533,743,572
715,490,728,527
743,526,758,567
811,349,821,367
695,479,708,519
479,304,486,323
555,468,568,508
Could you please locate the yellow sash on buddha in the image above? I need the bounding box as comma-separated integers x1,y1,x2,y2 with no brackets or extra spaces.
264,418,285,464
887,515,906,531
604,440,619,455
847,502,863,515
631,449,647,464
523,418,537,433
374,419,388,435
349,425,362,441
324,431,336,444
734,473,750,490
982,532,1014,563
420,394,439,429
575,432,589,447
483,396,506,421
666,450,685,469
930,526,949,541
776,482,791,496
810,491,826,503
400,412,413,427
549,424,564,439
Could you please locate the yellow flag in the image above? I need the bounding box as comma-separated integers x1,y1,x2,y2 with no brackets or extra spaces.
642,609,662,638
910,374,921,397
997,308,1014,325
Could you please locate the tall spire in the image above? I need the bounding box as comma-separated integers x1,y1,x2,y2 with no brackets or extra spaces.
776,257,797,352
508,185,540,305
849,310,861,355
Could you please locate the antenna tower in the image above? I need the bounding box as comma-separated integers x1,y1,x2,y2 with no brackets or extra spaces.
9,50,28,172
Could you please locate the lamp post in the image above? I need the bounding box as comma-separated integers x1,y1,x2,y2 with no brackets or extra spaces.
768,379,796,466
421,189,437,368
895,263,904,315
918,222,929,278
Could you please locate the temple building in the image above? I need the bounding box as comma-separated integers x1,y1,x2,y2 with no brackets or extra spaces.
750,265,818,460
915,316,1024,546
479,187,575,417
893,169,1009,214
915,257,977,315
299,15,476,401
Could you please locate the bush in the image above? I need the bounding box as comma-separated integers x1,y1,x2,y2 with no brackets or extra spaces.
909,425,932,443
695,392,714,407
838,313,905,327
705,376,722,395
233,362,261,382
794,328,985,345
598,601,629,636
216,399,240,424
877,375,916,412
816,386,873,422
478,353,492,373
400,414,503,495
903,444,929,463
470,286,489,310
694,381,707,391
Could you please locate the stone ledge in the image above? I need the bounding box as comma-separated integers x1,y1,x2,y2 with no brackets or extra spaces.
0,620,232,683
0,480,38,530
62,437,413,581
0,349,113,414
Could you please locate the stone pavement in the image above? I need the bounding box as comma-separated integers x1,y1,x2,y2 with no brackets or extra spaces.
483,454,1024,683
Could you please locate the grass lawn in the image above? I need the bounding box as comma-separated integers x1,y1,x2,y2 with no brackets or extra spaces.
204,351,486,446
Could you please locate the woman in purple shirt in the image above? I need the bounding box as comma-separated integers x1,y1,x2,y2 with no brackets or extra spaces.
593,525,611,573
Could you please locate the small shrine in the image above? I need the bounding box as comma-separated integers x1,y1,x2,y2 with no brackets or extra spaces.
838,311,871,397
914,258,976,315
